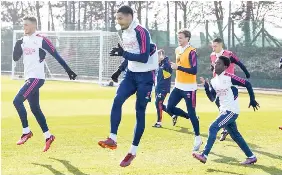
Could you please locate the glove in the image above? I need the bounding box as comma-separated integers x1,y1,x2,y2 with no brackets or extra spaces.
110,43,124,56
66,69,77,80
111,69,122,83
210,64,214,71
248,99,260,111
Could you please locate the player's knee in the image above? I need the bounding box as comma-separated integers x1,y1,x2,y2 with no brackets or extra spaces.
113,95,126,107
30,105,40,115
209,123,219,134
13,96,23,107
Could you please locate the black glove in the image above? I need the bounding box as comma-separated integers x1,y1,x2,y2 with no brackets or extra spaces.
110,43,124,56
66,69,77,80
210,64,214,71
13,38,23,61
111,69,122,83
248,99,260,111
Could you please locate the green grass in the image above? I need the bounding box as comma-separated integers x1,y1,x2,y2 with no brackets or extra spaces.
2,76,282,175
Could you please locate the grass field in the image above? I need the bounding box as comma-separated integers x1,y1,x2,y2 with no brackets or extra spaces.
1,75,282,175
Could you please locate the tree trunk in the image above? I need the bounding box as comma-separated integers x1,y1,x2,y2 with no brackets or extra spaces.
214,1,224,44
175,1,178,44
78,1,80,30
65,1,68,29
83,1,87,30
137,1,142,24
110,2,116,31
89,4,93,30
67,1,72,30
245,1,252,46
183,3,187,28
35,1,41,30
167,1,170,45
72,1,75,30
48,1,55,31
105,1,108,31
145,1,148,28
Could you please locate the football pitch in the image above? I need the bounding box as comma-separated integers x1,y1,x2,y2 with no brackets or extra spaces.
1,75,282,175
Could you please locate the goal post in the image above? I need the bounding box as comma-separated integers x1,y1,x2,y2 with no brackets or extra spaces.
12,30,124,84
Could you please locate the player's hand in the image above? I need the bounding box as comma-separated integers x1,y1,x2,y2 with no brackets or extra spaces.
170,62,178,70
210,64,214,71
110,43,124,56
111,69,122,83
67,69,77,80
248,99,260,111
200,77,209,86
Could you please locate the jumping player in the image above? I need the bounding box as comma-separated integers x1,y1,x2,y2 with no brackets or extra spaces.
12,16,77,152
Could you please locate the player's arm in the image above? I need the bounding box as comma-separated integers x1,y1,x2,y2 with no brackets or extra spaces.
41,37,77,80
13,38,23,61
162,60,172,79
279,57,282,69
230,52,250,78
122,28,151,63
230,74,260,111
204,82,216,102
177,50,197,75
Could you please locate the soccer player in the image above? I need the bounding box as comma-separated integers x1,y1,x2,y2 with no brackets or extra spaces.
210,37,250,141
98,6,158,167
12,16,77,152
167,29,202,151
193,55,259,165
153,49,181,128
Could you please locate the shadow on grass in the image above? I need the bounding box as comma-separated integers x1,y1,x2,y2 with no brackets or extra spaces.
50,158,89,175
209,153,282,175
32,163,65,175
206,168,245,175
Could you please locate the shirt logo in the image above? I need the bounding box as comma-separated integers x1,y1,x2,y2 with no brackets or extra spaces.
23,48,36,55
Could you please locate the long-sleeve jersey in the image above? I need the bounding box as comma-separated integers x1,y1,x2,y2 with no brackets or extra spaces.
121,19,158,72
155,57,172,93
210,49,250,78
204,71,255,114
13,33,70,80
118,43,157,72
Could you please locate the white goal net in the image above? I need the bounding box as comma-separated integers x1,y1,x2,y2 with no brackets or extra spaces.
12,30,124,84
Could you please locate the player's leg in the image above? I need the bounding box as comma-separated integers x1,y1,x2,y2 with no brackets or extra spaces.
120,71,154,167
153,91,167,128
166,88,189,126
183,90,201,151
26,81,54,152
13,78,41,145
193,111,236,163
98,71,136,149
225,121,257,164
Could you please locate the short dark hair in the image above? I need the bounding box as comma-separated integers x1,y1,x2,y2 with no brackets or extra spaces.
219,55,230,67
213,37,223,43
117,5,133,17
178,29,191,39
23,16,37,25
